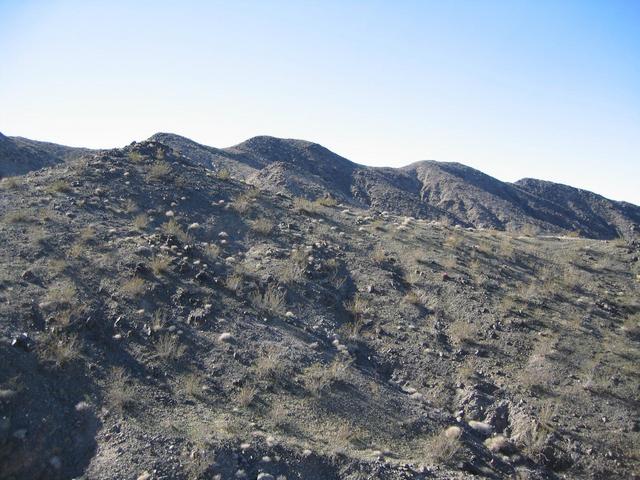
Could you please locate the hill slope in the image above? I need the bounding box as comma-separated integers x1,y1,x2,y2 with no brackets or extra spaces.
0,132,92,178
0,142,639,479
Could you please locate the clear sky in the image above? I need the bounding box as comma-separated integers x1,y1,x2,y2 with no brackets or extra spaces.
1,1,638,204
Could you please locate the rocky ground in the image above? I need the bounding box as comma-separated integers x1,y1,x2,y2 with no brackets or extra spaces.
0,140,639,479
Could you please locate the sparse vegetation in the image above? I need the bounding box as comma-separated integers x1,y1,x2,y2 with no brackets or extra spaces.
121,276,146,297
154,334,187,362
236,384,258,408
150,255,172,275
147,161,172,181
293,197,317,214
162,218,191,243
46,179,72,194
216,167,231,180
127,151,144,162
132,213,149,230
106,367,136,413
250,217,274,235
251,284,286,315
425,427,461,464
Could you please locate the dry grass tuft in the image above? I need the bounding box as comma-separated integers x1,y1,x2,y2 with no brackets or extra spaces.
132,213,149,230
292,197,317,215
250,217,274,235
46,179,72,194
106,367,136,413
121,277,146,297
236,384,258,408
147,161,172,181
425,427,461,464
216,168,231,180
154,334,187,362
251,284,286,315
150,255,172,275
162,218,191,243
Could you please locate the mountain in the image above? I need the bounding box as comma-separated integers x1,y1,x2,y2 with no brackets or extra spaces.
149,133,640,239
1,139,639,479
0,132,93,178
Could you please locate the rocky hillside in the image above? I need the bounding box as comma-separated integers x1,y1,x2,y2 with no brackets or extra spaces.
149,133,640,239
0,132,92,178
0,139,639,479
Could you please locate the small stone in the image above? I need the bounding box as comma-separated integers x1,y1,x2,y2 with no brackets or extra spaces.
13,429,27,440
74,401,92,413
165,210,175,217
218,332,234,343
444,426,462,439
0,389,17,401
257,474,274,480
137,472,152,480
468,420,493,436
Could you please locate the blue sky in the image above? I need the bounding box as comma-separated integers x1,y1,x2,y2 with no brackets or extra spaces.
1,0,638,203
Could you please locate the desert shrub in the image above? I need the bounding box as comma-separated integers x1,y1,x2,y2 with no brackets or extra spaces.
236,384,258,408
425,427,461,464
444,233,463,250
162,218,191,243
46,179,71,194
216,168,231,180
226,272,243,293
331,419,367,447
302,358,351,397
281,259,305,284
269,402,289,429
154,334,187,362
121,277,146,297
45,280,78,307
204,243,220,259
251,284,285,315
48,259,69,276
405,269,422,285
255,348,287,384
40,333,81,367
132,213,149,230
152,309,168,332
345,294,368,320
449,320,478,345
403,290,428,306
127,151,144,163
314,196,337,207
106,367,136,413
250,217,274,235
292,197,317,214
233,190,259,214
4,209,31,224
78,226,96,244
371,245,386,264
181,373,204,398
150,255,172,275
123,199,139,214
0,176,20,190
147,161,172,181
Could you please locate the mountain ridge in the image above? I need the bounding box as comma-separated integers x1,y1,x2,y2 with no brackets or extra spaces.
1,131,638,239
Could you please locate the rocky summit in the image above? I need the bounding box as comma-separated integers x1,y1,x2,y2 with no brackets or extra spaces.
0,134,638,480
